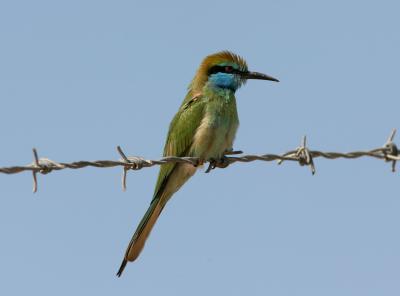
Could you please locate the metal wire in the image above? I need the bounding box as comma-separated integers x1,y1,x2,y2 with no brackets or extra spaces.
0,129,398,192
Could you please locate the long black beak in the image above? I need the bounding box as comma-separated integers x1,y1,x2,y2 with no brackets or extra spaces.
242,71,279,82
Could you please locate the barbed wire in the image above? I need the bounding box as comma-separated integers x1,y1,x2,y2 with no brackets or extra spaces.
0,129,398,193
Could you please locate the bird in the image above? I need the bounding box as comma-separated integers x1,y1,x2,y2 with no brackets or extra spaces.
116,51,279,276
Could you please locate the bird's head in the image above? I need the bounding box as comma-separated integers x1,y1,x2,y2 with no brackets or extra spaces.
189,51,279,93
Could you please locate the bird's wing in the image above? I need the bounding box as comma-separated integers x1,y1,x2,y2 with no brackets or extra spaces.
116,94,206,276
152,93,205,201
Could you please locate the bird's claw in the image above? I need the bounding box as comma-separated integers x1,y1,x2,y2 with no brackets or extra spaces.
223,148,243,155
205,156,229,173
204,149,241,173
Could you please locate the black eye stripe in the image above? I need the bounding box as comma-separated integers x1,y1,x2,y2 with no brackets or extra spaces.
208,66,224,75
208,65,240,75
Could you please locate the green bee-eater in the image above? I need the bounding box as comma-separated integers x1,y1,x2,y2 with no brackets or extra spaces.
117,51,278,276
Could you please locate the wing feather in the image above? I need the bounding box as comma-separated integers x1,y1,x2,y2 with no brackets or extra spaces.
152,94,205,200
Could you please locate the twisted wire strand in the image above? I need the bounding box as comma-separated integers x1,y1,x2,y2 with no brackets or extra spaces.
0,130,398,192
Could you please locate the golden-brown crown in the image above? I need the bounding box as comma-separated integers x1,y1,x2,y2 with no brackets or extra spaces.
189,51,248,92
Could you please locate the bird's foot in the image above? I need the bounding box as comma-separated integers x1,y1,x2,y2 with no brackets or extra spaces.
223,148,243,155
205,156,230,173
204,149,242,173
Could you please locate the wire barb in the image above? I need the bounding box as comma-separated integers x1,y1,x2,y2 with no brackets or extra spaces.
117,146,130,191
32,149,39,193
296,136,316,175
30,148,65,193
383,129,398,172
0,130,398,192
117,146,153,191
276,136,316,174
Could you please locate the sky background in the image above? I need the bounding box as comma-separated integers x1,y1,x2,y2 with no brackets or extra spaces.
0,0,399,295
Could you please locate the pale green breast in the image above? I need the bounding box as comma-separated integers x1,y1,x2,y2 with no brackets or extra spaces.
190,88,239,160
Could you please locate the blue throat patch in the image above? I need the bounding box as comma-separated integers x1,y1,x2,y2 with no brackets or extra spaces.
208,73,238,92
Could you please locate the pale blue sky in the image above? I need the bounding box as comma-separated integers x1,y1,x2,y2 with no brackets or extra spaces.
1,0,399,295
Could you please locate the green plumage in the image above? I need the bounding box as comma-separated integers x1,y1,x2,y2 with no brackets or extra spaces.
117,51,278,277
153,91,206,203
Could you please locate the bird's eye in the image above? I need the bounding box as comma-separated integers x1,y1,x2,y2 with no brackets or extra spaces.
225,66,233,73
207,65,236,76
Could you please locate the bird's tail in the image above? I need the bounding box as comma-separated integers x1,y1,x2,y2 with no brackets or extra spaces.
116,198,163,277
